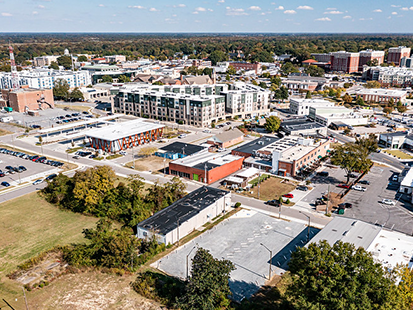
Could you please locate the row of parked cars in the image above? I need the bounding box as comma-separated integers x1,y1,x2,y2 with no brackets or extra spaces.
0,148,64,168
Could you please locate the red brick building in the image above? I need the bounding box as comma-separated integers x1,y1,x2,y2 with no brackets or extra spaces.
229,62,261,74
358,50,385,71
387,46,411,66
169,153,244,184
0,87,54,112
330,51,360,73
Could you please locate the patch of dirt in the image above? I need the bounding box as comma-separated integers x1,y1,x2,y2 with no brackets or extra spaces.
28,272,163,310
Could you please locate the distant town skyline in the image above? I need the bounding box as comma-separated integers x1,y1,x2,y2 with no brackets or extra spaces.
1,0,413,33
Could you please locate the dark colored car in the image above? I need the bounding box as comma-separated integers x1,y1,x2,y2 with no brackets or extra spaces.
45,173,57,181
297,186,308,191
359,180,370,185
18,166,27,171
346,173,357,178
266,200,280,206
317,171,329,177
31,155,40,161
338,202,353,209
1,181,10,187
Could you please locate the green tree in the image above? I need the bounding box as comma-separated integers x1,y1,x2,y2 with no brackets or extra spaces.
287,240,397,310
68,87,84,101
57,55,73,69
343,93,353,104
251,80,258,86
270,76,282,87
273,86,289,102
388,98,395,107
366,59,379,66
53,78,70,100
48,61,59,70
77,55,88,62
101,75,113,83
280,62,299,76
209,50,228,65
364,81,381,89
259,81,267,89
383,106,393,115
305,91,312,99
227,65,236,75
178,248,235,310
225,74,230,81
118,75,131,83
304,65,325,77
355,134,378,154
264,116,281,133
331,141,373,184
398,105,408,113
356,96,365,106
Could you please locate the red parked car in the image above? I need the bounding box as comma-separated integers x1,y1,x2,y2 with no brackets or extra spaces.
337,184,350,189
282,193,294,199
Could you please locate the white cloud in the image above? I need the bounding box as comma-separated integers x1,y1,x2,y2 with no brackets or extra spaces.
359,17,373,20
208,8,213,12
149,8,159,12
326,8,337,10
284,10,296,14
410,7,413,10
37,5,45,9
373,9,382,12
249,6,261,11
192,11,199,14
315,17,331,21
173,4,186,8
226,7,248,16
128,5,145,9
343,15,352,19
218,0,225,2
392,11,398,15
297,5,313,10
274,6,284,10
401,7,409,10
195,7,206,12
1,12,12,16
391,4,401,7
32,11,38,15
324,10,343,14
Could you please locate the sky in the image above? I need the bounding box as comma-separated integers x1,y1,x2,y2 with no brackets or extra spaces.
1,0,413,33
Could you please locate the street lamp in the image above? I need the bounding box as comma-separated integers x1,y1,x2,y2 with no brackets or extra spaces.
186,244,198,280
299,211,311,241
260,243,272,280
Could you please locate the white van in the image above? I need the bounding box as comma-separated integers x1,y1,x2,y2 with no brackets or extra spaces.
1,116,13,123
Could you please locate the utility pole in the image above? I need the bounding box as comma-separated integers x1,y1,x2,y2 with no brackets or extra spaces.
326,185,330,215
186,245,197,280
260,243,272,280
163,158,166,177
257,171,261,200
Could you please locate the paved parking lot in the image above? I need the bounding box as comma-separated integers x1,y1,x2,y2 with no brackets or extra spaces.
0,152,59,185
341,166,413,235
153,209,319,302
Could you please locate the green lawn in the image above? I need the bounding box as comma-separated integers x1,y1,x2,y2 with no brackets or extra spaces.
0,192,99,306
384,149,413,160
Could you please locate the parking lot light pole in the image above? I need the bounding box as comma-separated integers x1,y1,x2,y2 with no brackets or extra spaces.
186,244,198,280
299,211,311,241
260,243,272,280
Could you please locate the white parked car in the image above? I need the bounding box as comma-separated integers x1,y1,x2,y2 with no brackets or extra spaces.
351,185,367,192
381,199,396,205
178,134,187,139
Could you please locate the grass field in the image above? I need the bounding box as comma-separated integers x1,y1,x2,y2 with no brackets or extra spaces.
384,149,413,159
0,192,99,308
0,128,13,136
125,156,171,172
55,104,91,113
241,176,297,202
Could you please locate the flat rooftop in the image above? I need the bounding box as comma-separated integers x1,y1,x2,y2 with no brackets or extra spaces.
158,142,206,156
137,186,229,235
172,151,243,171
281,119,326,131
310,217,381,250
356,88,407,96
84,119,164,141
232,136,279,155
401,167,413,188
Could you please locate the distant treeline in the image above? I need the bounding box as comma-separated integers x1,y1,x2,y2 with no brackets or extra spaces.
1,33,413,65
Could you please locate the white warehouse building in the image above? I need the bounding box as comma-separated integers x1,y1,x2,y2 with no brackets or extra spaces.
136,186,231,245
289,98,335,116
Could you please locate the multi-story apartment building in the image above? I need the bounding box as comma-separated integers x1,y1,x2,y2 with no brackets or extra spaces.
113,83,270,127
311,53,332,63
387,46,411,66
400,57,413,68
0,69,92,90
363,66,413,87
358,50,385,71
330,51,360,73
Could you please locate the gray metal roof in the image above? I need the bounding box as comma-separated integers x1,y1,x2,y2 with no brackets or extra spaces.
310,217,381,250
